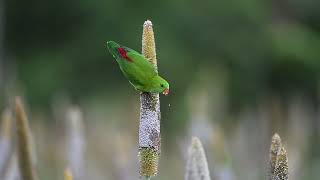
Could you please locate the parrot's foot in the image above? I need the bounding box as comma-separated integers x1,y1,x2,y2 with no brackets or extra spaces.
139,91,148,95
135,88,144,94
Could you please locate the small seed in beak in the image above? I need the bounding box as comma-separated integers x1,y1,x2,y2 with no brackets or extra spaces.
162,88,169,96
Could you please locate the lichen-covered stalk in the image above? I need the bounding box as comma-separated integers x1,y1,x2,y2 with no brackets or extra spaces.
139,20,161,178
15,97,37,180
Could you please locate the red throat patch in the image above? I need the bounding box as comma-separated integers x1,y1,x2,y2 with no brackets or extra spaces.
117,48,132,62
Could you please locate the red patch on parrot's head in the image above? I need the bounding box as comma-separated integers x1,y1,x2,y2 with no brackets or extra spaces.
117,47,132,62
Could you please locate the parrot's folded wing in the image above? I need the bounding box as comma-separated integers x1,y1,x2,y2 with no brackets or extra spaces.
126,51,158,78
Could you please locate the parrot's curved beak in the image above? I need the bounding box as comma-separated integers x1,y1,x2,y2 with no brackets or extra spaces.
162,88,169,96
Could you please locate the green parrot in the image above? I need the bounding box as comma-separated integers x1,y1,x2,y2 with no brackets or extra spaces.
107,41,169,95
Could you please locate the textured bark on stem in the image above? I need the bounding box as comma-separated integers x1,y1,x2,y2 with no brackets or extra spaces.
139,20,161,178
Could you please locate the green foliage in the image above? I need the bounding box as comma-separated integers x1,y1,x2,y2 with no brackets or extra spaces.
4,0,320,109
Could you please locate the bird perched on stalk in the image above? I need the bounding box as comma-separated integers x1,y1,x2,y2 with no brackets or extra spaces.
107,41,169,95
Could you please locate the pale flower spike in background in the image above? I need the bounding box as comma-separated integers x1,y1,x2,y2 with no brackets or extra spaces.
269,133,289,180
185,137,211,180
66,106,86,180
15,97,38,180
0,109,13,179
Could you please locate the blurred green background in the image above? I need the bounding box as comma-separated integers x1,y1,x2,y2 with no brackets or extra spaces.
1,0,320,179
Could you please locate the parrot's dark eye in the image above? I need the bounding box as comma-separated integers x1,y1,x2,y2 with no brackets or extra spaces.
160,84,164,87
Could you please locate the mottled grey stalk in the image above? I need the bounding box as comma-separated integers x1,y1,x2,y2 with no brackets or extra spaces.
138,20,161,178
15,97,37,180
66,106,86,180
185,137,211,180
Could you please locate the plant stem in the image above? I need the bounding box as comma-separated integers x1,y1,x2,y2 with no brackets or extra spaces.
138,20,161,178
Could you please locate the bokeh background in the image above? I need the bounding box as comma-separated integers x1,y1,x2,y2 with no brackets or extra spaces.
1,0,320,179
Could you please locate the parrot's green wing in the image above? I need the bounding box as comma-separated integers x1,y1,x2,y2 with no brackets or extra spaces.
116,48,158,90
127,49,157,76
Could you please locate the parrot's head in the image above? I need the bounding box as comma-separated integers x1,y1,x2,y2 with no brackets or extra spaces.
152,76,170,96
